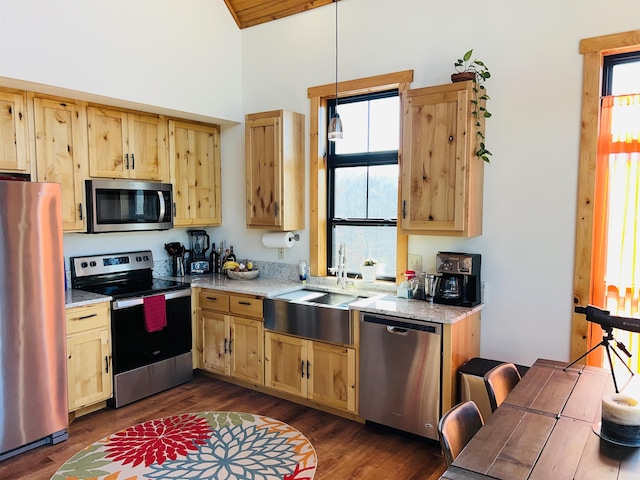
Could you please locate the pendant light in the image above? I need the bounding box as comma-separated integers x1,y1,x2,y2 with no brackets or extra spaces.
328,0,343,141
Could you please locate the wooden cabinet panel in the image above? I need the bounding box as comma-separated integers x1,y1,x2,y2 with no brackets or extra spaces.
230,294,263,319
264,331,356,413
0,90,29,173
199,290,230,313
65,302,112,413
169,120,222,226
245,110,304,230
202,310,229,375
308,341,356,412
87,106,167,181
401,81,484,237
264,331,307,397
230,316,264,384
66,328,111,411
34,96,88,231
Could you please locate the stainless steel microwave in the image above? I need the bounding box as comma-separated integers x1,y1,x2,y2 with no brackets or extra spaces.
85,179,173,233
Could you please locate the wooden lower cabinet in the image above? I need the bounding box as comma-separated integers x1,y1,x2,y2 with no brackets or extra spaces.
264,331,356,413
65,302,112,415
198,289,264,385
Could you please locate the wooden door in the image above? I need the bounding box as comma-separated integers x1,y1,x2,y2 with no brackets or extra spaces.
169,120,222,226
201,310,229,375
0,90,29,173
246,113,282,228
128,113,166,181
264,332,307,397
87,106,128,178
307,342,356,412
230,317,264,384
401,84,469,233
34,97,88,231
66,328,112,411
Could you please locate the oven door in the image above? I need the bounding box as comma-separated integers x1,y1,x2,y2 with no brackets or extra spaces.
111,289,191,374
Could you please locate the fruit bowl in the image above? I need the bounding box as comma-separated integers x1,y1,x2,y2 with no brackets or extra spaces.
227,270,259,280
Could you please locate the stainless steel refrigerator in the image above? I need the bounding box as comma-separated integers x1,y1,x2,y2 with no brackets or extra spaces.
0,180,68,460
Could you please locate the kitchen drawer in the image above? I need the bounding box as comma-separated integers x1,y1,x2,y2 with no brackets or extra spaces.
66,302,110,335
199,290,230,313
230,295,263,319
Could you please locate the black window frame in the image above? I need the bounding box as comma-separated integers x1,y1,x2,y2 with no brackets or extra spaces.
326,89,399,280
602,51,640,96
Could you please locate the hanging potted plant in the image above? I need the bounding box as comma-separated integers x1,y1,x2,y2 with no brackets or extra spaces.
360,258,378,283
452,49,492,163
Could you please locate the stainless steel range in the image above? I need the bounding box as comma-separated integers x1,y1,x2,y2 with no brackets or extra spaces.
71,250,192,408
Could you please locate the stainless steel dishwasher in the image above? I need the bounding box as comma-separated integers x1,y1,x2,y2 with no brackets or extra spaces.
359,312,441,440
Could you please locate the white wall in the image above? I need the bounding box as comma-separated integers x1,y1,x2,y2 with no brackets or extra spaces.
3,0,640,366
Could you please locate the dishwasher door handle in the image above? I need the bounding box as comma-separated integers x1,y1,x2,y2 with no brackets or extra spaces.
386,326,409,336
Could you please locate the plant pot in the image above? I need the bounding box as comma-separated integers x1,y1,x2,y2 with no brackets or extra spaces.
451,72,476,83
361,265,378,283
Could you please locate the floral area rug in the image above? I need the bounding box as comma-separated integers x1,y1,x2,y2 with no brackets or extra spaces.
51,411,317,480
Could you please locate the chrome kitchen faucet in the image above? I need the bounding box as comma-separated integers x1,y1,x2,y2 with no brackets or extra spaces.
329,242,348,289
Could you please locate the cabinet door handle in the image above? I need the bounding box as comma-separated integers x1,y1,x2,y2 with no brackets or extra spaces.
301,360,305,378
173,202,176,218
224,338,228,354
306,361,311,378
229,339,233,354
125,153,129,169
402,200,406,219
131,153,135,169
78,203,83,221
105,356,109,373
274,201,279,218
78,313,98,320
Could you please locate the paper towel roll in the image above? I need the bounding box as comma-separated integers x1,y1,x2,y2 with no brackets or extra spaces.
262,232,296,248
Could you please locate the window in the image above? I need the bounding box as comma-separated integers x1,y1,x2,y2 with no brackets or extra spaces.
327,91,399,280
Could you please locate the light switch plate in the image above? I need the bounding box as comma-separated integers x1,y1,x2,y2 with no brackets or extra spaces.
278,248,285,259
408,254,422,272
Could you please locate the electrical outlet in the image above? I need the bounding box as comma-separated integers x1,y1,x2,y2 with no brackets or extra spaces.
408,254,422,272
278,248,285,259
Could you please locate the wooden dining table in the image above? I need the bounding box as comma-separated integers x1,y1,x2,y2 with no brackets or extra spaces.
439,358,640,480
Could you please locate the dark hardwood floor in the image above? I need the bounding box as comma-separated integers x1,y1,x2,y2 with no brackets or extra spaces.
0,373,447,479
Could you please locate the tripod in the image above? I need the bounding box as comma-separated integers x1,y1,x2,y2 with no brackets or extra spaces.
564,326,634,393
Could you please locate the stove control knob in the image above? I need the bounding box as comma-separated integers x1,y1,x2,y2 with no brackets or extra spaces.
90,261,97,267
81,262,88,268
143,255,149,261
136,256,142,262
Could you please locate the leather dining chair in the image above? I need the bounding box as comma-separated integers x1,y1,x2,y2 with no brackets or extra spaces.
437,400,484,466
484,362,522,412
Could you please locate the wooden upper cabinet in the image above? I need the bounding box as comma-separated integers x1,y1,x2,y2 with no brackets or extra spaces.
0,89,29,174
33,96,88,232
245,110,305,230
400,81,484,237
87,106,168,181
169,120,222,226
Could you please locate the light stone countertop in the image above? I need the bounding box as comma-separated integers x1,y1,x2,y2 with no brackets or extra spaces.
176,274,483,325
65,289,112,308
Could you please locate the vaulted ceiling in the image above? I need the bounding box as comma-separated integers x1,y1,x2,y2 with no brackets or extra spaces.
224,0,337,29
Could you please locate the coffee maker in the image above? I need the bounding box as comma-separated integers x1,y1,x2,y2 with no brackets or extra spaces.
433,252,481,307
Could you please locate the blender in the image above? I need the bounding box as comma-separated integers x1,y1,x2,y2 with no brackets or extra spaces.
188,230,210,274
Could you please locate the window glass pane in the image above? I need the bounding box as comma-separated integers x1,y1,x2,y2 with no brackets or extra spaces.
335,102,368,154
368,164,398,219
333,225,397,277
612,62,640,95
369,97,400,152
334,166,367,218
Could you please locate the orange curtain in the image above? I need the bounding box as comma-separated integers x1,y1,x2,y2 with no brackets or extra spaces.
591,94,640,373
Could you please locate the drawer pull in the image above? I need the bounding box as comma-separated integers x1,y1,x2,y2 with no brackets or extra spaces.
206,297,218,301
238,301,251,306
78,313,98,320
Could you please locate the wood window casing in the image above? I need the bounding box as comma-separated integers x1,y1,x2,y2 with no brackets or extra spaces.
572,30,640,363
307,70,413,281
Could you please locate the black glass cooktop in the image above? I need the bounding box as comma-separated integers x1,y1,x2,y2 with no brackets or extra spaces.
78,278,188,299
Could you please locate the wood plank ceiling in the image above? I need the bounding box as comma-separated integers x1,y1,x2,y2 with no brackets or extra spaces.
224,0,338,29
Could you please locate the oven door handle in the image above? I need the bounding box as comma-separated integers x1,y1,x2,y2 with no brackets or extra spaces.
112,288,191,310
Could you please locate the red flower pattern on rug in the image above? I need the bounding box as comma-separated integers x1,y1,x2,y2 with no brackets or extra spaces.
104,413,211,467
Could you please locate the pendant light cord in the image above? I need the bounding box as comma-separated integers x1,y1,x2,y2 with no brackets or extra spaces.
335,0,338,106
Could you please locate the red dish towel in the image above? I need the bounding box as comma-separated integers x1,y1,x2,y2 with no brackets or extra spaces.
143,295,167,333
